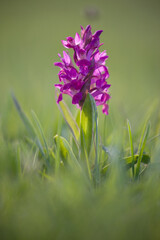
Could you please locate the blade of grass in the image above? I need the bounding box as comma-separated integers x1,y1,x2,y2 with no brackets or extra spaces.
127,119,134,177
16,144,21,177
31,110,49,157
54,112,62,173
101,163,111,176
147,133,160,144
12,93,45,158
39,170,54,182
54,134,69,163
54,135,81,169
135,121,150,179
84,145,92,181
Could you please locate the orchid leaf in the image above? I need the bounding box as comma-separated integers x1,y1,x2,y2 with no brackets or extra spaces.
80,93,94,157
76,110,80,128
58,100,80,145
89,94,99,185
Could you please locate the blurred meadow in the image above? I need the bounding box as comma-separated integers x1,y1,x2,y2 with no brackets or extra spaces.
0,0,160,239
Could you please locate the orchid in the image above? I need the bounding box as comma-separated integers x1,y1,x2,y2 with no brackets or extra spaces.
54,25,111,115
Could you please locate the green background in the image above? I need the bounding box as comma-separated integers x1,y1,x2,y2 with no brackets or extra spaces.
1,0,160,124
1,1,160,239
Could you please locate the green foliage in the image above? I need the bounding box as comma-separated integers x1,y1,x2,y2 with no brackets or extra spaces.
12,92,153,184
58,99,80,145
127,119,135,177
53,135,80,169
12,94,45,157
12,94,54,170
31,110,49,157
135,121,150,179
80,93,94,156
124,154,150,168
1,93,160,240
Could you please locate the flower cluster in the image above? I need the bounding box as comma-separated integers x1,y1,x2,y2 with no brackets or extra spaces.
54,25,111,115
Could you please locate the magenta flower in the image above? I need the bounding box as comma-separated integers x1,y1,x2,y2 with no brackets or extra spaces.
54,25,111,115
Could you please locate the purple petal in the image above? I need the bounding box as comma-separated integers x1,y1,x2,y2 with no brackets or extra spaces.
75,33,81,45
96,79,103,88
62,83,71,91
91,90,102,98
58,53,62,59
99,56,108,63
54,62,63,68
77,48,86,60
66,37,75,48
61,40,69,48
85,25,92,33
57,93,63,104
63,51,71,65
101,93,111,103
93,30,103,38
83,25,92,45
88,38,99,49
73,51,78,63
80,25,85,38
72,92,83,104
67,36,74,42
96,65,109,79
94,51,109,64
102,104,109,115
55,84,63,90
70,80,83,90
76,59,91,67
69,67,77,78
101,83,111,91
54,25,111,115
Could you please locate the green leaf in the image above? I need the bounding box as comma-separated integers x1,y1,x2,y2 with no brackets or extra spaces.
58,100,80,145
80,93,99,183
80,93,94,157
16,144,21,177
54,135,68,163
39,170,54,182
90,94,99,185
124,154,150,169
53,135,80,169
31,110,49,157
76,110,81,128
135,121,150,178
101,164,110,176
12,94,45,158
127,119,134,177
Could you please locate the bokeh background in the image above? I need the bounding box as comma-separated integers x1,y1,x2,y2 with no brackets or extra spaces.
1,1,160,239
0,0,160,137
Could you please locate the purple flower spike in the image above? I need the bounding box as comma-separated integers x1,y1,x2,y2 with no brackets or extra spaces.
54,25,111,115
